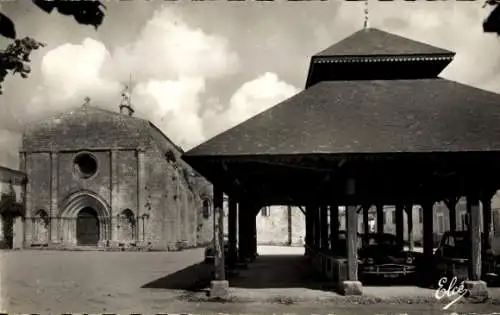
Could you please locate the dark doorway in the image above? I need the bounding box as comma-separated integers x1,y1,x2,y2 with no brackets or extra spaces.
76,207,99,246
1,214,13,249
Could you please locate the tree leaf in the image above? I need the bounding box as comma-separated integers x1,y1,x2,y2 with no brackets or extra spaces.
32,0,56,14
0,13,16,39
484,4,500,34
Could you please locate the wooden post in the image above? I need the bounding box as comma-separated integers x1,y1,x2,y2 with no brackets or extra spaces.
346,179,358,282
320,205,329,250
228,197,238,266
238,201,247,262
305,206,313,254
251,208,258,259
363,205,369,246
405,202,414,252
213,185,225,281
444,198,458,233
422,201,434,266
287,205,292,246
313,205,321,250
481,191,494,255
330,204,339,254
376,203,384,234
467,193,482,281
395,204,404,245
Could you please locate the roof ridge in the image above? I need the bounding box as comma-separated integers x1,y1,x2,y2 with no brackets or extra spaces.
314,28,455,58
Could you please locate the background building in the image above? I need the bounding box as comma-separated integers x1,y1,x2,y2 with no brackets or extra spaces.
20,96,213,250
0,166,25,249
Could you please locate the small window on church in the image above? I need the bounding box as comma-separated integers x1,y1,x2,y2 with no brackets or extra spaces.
202,199,211,219
74,152,98,179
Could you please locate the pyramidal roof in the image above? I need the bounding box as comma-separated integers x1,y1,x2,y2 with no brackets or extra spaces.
305,28,456,87
314,28,454,58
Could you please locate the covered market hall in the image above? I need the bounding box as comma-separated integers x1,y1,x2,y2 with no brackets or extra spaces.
183,28,500,298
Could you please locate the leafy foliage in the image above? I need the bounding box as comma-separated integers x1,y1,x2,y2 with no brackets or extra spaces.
0,37,45,94
484,2,500,34
32,0,106,30
0,0,106,95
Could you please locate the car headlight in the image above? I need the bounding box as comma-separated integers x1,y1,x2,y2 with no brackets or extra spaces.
406,256,414,264
366,258,374,265
365,266,375,271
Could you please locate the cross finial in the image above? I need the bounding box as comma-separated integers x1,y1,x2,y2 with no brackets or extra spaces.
364,0,369,29
119,74,135,116
83,96,91,106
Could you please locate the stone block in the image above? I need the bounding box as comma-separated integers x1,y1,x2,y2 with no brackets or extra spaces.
340,280,363,296
464,280,488,300
209,280,229,299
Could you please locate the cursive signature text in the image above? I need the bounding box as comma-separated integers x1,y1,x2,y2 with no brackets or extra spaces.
435,276,469,310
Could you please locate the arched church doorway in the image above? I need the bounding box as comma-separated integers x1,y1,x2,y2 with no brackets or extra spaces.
76,207,100,246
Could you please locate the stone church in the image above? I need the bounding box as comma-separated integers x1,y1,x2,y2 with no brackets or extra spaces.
20,94,213,250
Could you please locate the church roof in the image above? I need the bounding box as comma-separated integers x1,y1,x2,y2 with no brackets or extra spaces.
314,28,454,59
184,78,500,157
22,104,184,154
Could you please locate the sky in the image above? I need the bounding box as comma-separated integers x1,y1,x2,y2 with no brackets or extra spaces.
0,0,498,169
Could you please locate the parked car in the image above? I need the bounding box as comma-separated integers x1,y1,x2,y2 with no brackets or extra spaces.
433,231,500,285
204,234,236,264
358,233,420,281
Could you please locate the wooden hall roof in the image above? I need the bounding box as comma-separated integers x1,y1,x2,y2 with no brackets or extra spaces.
185,78,500,157
183,28,500,198
313,28,454,58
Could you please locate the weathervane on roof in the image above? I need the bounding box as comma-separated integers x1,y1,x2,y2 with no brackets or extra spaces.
119,73,135,116
83,96,91,107
364,0,369,29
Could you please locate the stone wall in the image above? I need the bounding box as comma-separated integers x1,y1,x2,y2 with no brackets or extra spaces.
58,151,112,207
256,206,305,246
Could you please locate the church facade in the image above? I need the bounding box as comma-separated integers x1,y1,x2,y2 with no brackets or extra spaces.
20,98,213,250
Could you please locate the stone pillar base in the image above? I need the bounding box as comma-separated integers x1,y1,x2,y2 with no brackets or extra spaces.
464,280,488,300
340,280,363,296
209,280,229,299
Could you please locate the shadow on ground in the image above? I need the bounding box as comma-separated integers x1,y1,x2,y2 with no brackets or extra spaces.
142,252,500,293
142,254,333,291
142,262,213,291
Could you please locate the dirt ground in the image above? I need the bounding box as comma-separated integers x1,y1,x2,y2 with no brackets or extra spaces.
1,246,500,314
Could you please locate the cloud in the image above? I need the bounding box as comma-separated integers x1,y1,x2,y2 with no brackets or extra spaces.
110,7,238,81
205,72,299,137
22,6,242,152
28,38,122,117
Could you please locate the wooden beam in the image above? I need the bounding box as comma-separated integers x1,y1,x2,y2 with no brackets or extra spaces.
213,184,225,281
346,178,359,281
227,197,238,266
481,190,495,255
320,205,329,250
376,203,384,234
330,203,339,254
443,197,458,233
395,204,404,245
313,205,321,250
287,205,293,246
362,204,370,246
346,204,359,281
422,200,434,265
238,201,248,262
305,205,314,255
405,202,414,252
467,193,482,281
